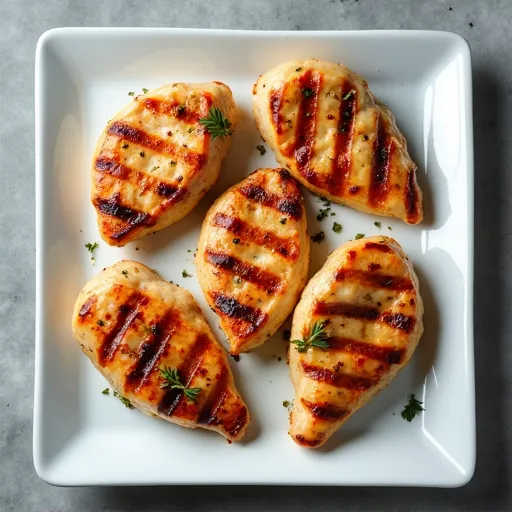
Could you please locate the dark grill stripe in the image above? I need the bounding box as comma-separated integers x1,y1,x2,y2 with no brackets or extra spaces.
211,213,299,261
78,296,96,319
301,398,348,421
314,301,380,320
294,70,323,185
143,97,205,123
382,313,415,334
197,366,228,426
211,292,267,338
124,310,178,391
224,404,249,438
335,269,413,291
369,115,393,206
99,293,147,366
270,86,285,135
238,184,302,220
107,121,207,170
328,337,405,364
95,156,186,200
405,168,421,222
157,333,211,417
364,241,392,253
330,86,357,195
301,362,376,390
204,250,282,292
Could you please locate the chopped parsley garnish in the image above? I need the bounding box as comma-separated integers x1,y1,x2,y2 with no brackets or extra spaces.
280,218,287,225
302,88,314,98
122,143,129,149
343,90,355,100
151,166,159,172
295,67,303,72
401,394,425,422
332,222,342,233
128,91,135,96
159,366,201,402
234,276,242,284
182,270,192,278
97,320,105,327
101,388,109,395
256,144,266,155
188,127,195,133
232,238,241,244
388,226,392,230
142,88,149,94
199,107,233,139
121,270,128,276
140,151,145,157
114,391,134,409
291,321,330,353
310,231,325,243
374,221,381,228
317,207,331,221
355,233,365,240
283,400,291,408
85,242,99,253
170,161,177,166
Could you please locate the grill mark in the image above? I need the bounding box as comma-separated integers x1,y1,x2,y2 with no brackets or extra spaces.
211,213,299,261
405,168,420,221
143,97,205,124
301,362,376,390
95,156,186,201
382,313,415,334
157,333,211,417
369,115,393,206
294,434,324,448
107,121,206,170
301,398,348,421
335,269,413,291
314,301,380,320
270,86,285,135
293,70,323,186
331,86,357,195
197,366,228,426
238,184,302,220
224,404,249,438
78,296,96,319
328,337,405,364
211,292,267,338
204,250,282,292
364,242,392,253
99,293,146,366
124,310,178,391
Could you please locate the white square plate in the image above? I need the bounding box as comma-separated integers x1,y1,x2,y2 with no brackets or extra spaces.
34,28,475,487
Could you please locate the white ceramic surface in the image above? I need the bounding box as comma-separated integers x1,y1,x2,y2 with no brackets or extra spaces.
34,28,474,487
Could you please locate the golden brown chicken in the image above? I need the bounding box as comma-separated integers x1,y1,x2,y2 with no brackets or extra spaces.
289,236,423,448
253,60,423,224
196,168,309,355
92,82,236,246
72,261,250,442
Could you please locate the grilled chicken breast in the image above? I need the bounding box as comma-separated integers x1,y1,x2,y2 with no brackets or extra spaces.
72,261,250,442
253,60,423,224
289,236,423,448
92,82,236,246
196,168,309,355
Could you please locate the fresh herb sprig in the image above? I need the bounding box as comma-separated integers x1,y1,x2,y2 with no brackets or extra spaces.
401,394,424,422
199,107,233,139
159,366,201,402
113,390,134,409
291,321,330,353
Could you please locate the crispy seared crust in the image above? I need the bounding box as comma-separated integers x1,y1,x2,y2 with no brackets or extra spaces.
71,261,250,442
289,236,424,448
253,60,423,224
196,168,309,354
92,82,236,246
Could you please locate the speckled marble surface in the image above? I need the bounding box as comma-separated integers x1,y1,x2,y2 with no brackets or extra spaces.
1,0,511,510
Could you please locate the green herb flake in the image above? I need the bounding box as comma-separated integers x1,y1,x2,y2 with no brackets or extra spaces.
291,321,330,353
122,143,129,149
85,242,99,253
97,319,105,327
355,233,365,240
113,391,134,409
317,207,331,221
128,91,135,96
199,107,233,139
233,238,241,245
170,161,177,166
182,270,192,278
343,90,355,100
332,222,342,233
142,88,149,94
188,127,195,133
374,221,382,228
283,400,291,408
256,144,266,156
151,166,159,172
310,231,325,243
234,276,242,284
280,218,287,225
140,151,145,157
101,388,109,395
301,88,314,98
295,67,303,72
388,226,392,230
159,366,201,402
401,394,425,422
121,270,128,276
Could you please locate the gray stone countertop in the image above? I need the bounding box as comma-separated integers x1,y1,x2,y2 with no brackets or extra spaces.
1,0,511,510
